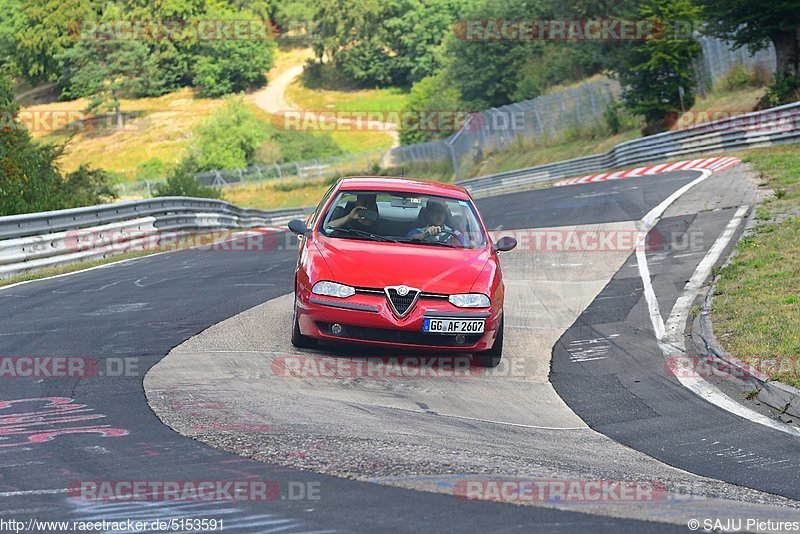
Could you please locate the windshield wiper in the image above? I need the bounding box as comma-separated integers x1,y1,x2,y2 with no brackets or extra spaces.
409,237,458,248
328,227,404,244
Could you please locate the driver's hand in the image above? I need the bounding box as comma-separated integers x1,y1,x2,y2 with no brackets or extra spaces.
348,206,366,220
425,225,442,236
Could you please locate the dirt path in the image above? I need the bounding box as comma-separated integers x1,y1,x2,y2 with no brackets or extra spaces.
250,64,400,150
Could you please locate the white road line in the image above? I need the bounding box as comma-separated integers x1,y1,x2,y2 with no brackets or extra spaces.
635,180,800,438
0,488,68,497
0,227,286,293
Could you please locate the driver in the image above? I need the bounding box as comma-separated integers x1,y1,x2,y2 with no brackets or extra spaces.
407,200,466,246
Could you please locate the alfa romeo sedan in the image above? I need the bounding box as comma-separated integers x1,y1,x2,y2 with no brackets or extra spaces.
287,177,516,367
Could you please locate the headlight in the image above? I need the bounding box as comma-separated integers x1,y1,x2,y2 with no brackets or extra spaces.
449,293,490,308
312,281,355,298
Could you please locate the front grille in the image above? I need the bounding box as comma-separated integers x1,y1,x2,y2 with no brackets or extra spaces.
317,322,482,347
386,288,418,316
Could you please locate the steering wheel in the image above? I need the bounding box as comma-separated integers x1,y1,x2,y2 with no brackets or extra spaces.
426,228,461,246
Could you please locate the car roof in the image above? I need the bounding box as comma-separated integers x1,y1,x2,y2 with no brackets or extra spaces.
336,177,471,200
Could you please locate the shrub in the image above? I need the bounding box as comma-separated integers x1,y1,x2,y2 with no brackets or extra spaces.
757,75,800,109
716,64,770,92
191,97,270,171
153,158,221,199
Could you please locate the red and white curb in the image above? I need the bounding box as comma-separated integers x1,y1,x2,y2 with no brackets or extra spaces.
554,157,742,187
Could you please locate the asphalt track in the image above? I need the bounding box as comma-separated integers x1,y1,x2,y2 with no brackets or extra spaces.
0,166,798,532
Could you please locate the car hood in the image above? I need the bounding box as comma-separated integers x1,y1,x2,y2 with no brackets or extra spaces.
314,236,491,294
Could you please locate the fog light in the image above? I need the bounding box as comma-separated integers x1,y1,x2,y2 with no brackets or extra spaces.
331,323,343,335
454,334,466,345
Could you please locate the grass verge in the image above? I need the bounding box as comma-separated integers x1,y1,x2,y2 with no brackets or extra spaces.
285,81,408,122
712,144,800,388
0,250,155,289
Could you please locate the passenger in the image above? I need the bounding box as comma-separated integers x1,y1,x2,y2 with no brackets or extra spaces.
407,200,466,246
328,194,380,230
327,194,398,237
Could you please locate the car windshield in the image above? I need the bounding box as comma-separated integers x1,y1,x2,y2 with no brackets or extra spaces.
319,190,487,249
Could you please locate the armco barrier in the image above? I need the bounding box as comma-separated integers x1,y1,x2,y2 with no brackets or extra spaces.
458,101,800,197
0,198,310,279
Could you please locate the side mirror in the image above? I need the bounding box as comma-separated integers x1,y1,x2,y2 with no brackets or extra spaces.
495,236,517,252
288,219,310,236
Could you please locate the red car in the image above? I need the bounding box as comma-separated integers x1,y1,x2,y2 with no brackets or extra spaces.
287,177,517,367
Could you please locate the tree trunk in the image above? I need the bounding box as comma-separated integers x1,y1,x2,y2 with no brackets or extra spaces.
772,29,800,78
115,103,122,130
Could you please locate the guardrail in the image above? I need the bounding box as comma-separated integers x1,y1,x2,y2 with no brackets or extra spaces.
458,101,800,197
0,198,310,279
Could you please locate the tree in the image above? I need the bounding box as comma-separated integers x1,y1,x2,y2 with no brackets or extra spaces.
401,72,462,145
274,0,316,35
12,0,91,82
696,0,800,78
312,0,464,87
442,0,546,109
191,96,270,171
0,0,24,74
58,40,159,129
62,165,118,206
0,72,116,215
614,0,701,134
189,6,277,97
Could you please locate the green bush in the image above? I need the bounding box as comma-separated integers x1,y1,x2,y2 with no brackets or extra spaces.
192,36,276,97
0,72,116,215
62,165,118,206
716,64,769,92
757,75,800,109
400,72,462,145
269,129,342,162
135,158,165,181
192,97,270,171
153,158,221,199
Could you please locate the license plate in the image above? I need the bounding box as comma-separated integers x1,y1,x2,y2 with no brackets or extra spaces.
422,318,485,334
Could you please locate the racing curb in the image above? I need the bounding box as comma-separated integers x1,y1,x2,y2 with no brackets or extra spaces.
688,210,800,420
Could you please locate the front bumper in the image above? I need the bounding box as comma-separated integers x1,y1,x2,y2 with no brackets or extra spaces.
297,290,501,351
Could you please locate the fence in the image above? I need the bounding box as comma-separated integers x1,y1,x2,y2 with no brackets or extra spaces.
694,36,777,94
390,78,620,180
0,198,310,279
194,150,388,187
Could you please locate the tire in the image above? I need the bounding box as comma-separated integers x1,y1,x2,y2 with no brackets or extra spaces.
291,298,317,349
476,315,503,368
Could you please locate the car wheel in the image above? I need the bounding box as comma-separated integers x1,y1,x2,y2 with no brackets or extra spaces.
291,298,317,349
476,315,503,368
